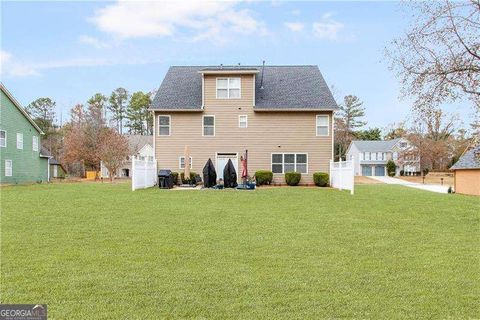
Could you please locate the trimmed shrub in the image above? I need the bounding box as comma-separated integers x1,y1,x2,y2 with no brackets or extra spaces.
285,172,301,186
180,171,196,184
313,172,329,187
400,170,405,176
255,170,273,185
171,172,179,185
422,168,429,176
386,160,396,177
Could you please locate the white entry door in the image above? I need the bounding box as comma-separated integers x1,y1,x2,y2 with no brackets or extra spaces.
53,165,58,177
216,153,238,180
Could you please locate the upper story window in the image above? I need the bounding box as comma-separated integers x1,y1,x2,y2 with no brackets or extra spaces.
203,116,215,136
16,133,23,149
158,115,171,136
364,152,371,160
393,152,398,160
316,115,329,136
239,115,248,128
0,130,6,147
32,136,38,152
216,78,241,99
399,142,407,148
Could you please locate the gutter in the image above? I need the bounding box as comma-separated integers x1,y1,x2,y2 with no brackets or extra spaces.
147,108,203,112
253,108,339,112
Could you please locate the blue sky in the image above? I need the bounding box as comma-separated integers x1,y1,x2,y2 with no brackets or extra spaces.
0,1,471,129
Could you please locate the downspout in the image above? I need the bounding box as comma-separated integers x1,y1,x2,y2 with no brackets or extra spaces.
202,74,205,109
331,110,335,161
152,110,156,162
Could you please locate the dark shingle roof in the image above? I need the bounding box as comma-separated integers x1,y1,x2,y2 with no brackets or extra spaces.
350,139,401,152
151,65,338,110
451,144,480,170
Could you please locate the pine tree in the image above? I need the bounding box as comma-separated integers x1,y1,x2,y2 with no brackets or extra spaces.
108,88,129,133
126,91,151,135
334,95,367,159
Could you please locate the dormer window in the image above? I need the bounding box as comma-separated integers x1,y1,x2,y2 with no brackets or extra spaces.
216,78,241,99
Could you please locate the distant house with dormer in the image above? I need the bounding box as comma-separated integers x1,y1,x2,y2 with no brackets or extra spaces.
346,138,420,176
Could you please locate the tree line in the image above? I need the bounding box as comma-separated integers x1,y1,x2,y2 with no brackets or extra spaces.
25,88,155,176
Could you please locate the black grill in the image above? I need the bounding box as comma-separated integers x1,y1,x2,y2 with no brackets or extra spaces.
158,169,173,189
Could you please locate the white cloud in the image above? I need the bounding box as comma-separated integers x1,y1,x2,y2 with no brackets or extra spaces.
0,50,12,64
78,35,111,49
0,50,162,78
312,13,344,41
284,22,304,32
1,50,39,77
90,1,267,43
291,9,301,16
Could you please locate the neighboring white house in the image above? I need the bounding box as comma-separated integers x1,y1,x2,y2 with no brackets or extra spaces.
101,135,154,178
346,138,420,176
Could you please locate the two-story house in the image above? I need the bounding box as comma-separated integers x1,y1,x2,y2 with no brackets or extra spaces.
346,138,420,176
0,83,50,184
150,65,338,185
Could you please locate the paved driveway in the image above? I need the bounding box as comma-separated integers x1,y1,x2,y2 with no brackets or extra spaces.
369,176,450,194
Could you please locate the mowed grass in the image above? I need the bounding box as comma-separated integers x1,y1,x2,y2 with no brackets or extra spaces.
1,182,479,319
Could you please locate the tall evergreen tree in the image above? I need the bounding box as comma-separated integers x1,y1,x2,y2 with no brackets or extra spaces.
127,91,151,135
108,88,129,134
26,97,56,134
334,95,367,159
338,95,367,131
87,93,107,128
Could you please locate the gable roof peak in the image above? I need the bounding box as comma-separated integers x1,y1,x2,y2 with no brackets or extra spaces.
0,83,44,134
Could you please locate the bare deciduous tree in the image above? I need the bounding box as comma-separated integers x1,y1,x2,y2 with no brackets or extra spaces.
98,129,129,182
386,1,480,110
406,106,459,172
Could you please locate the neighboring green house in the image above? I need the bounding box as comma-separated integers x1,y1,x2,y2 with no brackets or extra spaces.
0,83,50,184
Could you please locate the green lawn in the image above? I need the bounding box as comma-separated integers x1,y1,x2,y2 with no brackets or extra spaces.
1,182,479,319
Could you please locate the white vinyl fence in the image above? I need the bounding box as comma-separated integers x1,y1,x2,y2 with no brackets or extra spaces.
132,156,157,191
329,157,355,195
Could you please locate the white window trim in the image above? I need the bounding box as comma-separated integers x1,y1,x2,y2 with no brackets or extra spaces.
270,153,308,174
5,160,12,177
0,130,6,148
158,115,171,137
179,156,193,169
216,77,241,99
238,115,248,128
202,115,215,137
316,115,329,137
16,133,23,149
32,136,38,152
